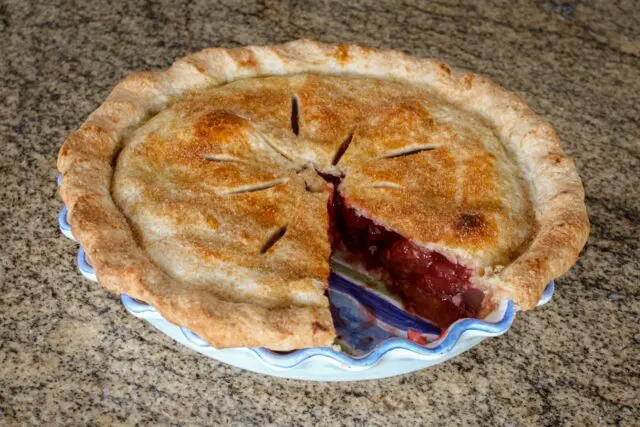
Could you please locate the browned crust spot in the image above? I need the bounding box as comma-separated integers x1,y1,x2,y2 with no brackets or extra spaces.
334,44,350,64
455,212,488,237
439,62,451,75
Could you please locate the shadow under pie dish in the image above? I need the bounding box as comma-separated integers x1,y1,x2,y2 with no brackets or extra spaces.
56,40,589,354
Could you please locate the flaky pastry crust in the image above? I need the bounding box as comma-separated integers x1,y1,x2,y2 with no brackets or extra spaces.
57,40,589,350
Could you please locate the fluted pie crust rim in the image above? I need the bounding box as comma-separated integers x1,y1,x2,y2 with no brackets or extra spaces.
57,40,589,350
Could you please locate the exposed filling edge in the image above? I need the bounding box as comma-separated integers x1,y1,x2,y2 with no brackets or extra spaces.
325,178,487,329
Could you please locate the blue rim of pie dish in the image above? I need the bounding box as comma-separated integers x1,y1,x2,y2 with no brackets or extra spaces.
57,175,555,369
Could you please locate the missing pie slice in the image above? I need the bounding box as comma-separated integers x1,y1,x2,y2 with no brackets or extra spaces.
57,41,589,351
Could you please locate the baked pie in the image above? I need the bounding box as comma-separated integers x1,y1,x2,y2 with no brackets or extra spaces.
57,40,589,350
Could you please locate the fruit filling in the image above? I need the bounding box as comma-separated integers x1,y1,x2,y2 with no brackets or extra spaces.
329,189,485,328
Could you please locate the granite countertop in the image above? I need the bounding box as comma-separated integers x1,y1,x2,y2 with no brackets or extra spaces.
1,0,638,425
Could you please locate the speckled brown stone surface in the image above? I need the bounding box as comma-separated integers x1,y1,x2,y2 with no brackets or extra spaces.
1,0,638,425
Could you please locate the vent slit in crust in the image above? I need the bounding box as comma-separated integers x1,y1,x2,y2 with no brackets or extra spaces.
204,154,244,163
366,182,404,190
332,132,354,166
260,225,288,254
290,96,300,136
378,145,438,159
221,179,286,195
260,133,295,161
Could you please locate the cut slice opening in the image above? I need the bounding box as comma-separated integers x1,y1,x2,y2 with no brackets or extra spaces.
326,184,486,329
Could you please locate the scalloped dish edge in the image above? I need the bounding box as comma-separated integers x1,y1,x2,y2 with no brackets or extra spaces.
57,187,554,371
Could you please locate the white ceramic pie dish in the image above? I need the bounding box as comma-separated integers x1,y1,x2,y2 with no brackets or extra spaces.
58,175,554,381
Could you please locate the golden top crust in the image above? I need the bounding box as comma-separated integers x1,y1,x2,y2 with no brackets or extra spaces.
57,40,589,350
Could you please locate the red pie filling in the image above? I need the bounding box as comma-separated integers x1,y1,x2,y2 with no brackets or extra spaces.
329,190,485,328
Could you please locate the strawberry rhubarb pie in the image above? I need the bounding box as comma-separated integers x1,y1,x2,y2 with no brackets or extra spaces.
57,41,589,350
